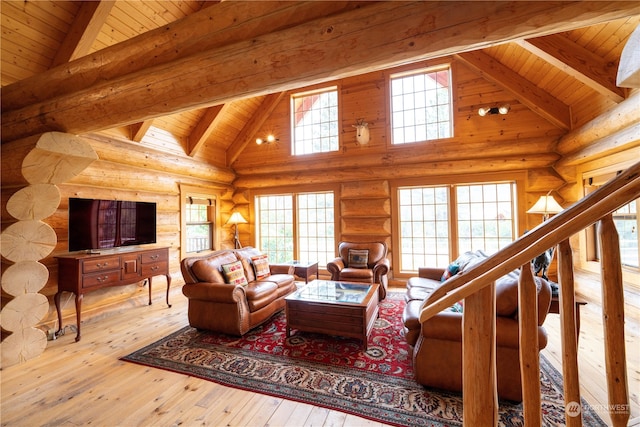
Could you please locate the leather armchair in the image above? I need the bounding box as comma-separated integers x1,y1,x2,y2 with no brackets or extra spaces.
326,241,390,300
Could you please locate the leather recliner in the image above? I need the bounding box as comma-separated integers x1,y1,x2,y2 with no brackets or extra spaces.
326,241,390,300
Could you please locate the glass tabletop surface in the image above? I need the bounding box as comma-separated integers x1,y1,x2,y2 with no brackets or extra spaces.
288,280,372,304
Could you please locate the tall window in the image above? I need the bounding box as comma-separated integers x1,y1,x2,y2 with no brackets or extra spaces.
390,66,452,144
583,168,639,270
291,87,339,155
457,183,516,254
613,200,638,268
185,198,214,253
256,191,335,265
397,181,516,273
398,186,450,270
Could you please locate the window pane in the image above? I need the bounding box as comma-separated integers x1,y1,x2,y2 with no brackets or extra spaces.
456,183,515,255
390,67,453,144
256,195,294,263
292,88,339,155
185,203,213,253
398,186,450,271
256,192,335,266
613,199,639,268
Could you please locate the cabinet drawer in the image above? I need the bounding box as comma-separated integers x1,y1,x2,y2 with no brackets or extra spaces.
83,271,120,288
82,256,120,274
141,250,168,264
141,261,168,276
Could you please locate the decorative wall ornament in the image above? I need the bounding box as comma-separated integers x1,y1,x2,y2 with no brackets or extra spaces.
353,119,370,145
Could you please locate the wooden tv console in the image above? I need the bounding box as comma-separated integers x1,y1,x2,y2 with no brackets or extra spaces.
55,246,171,342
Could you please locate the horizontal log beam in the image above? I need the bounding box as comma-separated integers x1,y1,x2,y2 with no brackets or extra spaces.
234,153,559,188
3,1,638,143
1,1,364,112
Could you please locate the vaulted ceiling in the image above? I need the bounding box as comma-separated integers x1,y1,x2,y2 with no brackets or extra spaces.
2,1,639,167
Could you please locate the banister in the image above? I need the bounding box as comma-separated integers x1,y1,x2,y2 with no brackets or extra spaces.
419,160,640,323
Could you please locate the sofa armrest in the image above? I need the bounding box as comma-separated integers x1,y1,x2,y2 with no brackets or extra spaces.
269,264,295,275
372,257,390,277
326,257,345,280
418,267,445,280
182,282,245,303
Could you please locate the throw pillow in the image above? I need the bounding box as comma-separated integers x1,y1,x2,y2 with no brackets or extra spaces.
251,254,271,279
348,249,369,268
440,262,460,282
221,260,248,286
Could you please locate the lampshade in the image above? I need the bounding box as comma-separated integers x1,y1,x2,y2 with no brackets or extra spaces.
226,212,248,225
527,195,564,215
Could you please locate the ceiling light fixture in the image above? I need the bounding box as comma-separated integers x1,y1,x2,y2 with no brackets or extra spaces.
256,134,278,145
478,104,510,116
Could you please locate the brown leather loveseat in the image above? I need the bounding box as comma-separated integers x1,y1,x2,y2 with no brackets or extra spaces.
402,250,552,402
180,247,296,336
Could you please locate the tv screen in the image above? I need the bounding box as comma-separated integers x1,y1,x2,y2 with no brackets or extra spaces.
68,198,157,252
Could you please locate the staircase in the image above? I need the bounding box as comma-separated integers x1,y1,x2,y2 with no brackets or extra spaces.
419,161,640,426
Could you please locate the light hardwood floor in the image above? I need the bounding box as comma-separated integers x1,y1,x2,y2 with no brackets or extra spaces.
1,283,638,426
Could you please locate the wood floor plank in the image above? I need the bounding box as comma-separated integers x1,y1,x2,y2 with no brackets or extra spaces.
1,281,637,427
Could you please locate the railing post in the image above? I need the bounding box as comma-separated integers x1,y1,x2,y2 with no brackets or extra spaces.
518,263,541,426
557,239,582,426
462,281,497,426
598,214,630,427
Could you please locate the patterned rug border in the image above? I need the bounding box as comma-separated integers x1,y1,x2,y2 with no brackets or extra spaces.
122,295,605,427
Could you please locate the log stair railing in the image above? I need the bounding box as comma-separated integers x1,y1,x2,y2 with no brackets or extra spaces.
419,160,640,426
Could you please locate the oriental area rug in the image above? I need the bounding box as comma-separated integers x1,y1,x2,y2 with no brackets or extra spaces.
122,293,605,427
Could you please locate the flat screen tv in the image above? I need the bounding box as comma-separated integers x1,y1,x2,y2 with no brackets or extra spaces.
68,198,157,252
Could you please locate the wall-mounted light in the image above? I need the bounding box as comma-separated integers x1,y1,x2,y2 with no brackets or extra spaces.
352,119,370,145
256,134,278,145
478,104,510,116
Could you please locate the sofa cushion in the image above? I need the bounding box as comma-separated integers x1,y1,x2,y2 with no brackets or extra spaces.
348,249,369,268
240,257,256,282
339,267,373,282
495,276,519,317
251,254,271,279
440,262,460,281
191,258,226,283
222,260,248,286
244,280,278,311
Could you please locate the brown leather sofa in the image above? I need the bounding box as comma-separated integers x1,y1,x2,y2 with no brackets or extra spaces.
402,250,552,402
180,247,296,336
326,241,390,300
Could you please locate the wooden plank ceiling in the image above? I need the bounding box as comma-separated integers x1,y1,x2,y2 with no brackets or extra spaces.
1,1,639,167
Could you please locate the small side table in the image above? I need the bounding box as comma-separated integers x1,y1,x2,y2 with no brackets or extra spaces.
548,295,587,340
286,261,318,283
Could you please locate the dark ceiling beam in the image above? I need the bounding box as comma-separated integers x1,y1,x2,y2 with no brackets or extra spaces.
2,1,639,143
456,50,571,130
516,34,627,103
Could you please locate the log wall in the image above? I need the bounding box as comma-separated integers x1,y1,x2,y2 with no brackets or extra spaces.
1,134,235,337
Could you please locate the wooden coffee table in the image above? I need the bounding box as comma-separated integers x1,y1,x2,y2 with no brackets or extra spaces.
284,280,379,350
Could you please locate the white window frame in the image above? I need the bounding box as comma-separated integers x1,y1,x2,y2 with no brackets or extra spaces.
390,65,453,145
291,86,339,155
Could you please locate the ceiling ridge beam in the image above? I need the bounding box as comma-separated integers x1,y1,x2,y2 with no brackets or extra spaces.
455,51,571,130
227,93,286,166
516,35,627,103
3,1,639,143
